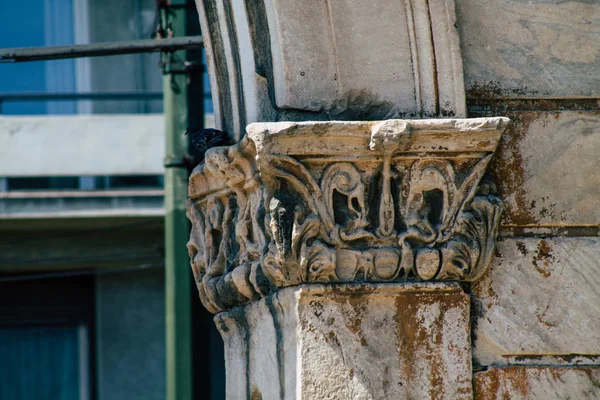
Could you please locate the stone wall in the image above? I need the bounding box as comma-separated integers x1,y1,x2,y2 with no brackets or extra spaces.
458,0,600,397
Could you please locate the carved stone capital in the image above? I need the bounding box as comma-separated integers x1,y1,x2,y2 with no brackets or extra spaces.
187,118,509,313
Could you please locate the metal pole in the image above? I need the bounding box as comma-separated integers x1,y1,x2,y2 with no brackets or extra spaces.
0,92,163,101
164,2,193,400
0,36,203,62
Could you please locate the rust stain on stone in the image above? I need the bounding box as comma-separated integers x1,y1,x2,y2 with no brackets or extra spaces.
470,267,497,338
532,240,554,278
395,291,467,399
301,305,321,342
505,369,532,397
250,386,263,400
487,112,539,226
581,368,600,388
548,367,566,382
326,330,340,347
515,241,527,257
483,275,499,306
309,300,325,318
469,100,568,226
345,299,369,347
473,369,500,400
395,294,418,393
308,288,378,349
494,246,503,259
476,366,600,398
329,291,371,347
474,367,532,399
535,304,556,328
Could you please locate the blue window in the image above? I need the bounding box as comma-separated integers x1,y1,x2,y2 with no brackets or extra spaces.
0,0,76,115
0,326,90,400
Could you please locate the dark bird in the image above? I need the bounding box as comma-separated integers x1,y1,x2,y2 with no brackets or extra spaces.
183,128,232,173
186,127,231,154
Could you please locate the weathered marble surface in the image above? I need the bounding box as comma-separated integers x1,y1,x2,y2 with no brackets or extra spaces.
474,366,600,399
192,1,600,399
197,0,466,139
457,0,600,98
262,0,465,117
215,282,472,400
187,118,507,312
483,111,600,227
472,237,600,366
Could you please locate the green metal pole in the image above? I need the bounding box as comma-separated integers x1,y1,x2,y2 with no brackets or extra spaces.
164,1,193,400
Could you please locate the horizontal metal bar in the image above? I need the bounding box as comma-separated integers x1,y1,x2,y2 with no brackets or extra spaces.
0,36,203,63
0,92,213,102
0,92,163,101
0,189,164,199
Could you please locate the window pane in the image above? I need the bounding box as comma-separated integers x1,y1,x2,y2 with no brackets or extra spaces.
7,177,79,190
108,175,163,189
0,326,83,400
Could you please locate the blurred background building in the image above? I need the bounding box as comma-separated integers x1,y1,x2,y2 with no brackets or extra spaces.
0,1,223,399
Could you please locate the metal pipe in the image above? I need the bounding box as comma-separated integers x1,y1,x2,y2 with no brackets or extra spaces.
164,3,194,400
0,92,211,102
0,36,203,62
0,92,163,101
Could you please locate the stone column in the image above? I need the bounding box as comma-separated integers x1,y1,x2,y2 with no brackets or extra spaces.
215,282,471,399
190,1,509,399
187,118,508,399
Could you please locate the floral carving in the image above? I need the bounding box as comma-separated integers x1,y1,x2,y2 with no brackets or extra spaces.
187,118,509,312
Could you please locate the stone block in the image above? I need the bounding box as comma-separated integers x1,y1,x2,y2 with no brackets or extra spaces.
486,111,600,226
457,0,600,98
263,0,465,118
474,366,600,399
215,282,472,399
199,0,466,123
472,237,600,366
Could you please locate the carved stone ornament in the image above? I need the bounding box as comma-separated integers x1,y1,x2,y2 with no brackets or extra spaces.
187,118,509,313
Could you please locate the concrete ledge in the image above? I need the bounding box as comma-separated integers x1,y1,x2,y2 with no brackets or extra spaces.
0,113,216,177
0,115,165,176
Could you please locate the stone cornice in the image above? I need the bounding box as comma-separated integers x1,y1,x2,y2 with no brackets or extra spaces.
187,118,509,313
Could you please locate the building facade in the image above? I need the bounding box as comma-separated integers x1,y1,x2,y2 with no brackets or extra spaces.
0,1,222,399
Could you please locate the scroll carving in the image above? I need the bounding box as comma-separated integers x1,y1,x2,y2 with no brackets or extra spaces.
188,118,509,312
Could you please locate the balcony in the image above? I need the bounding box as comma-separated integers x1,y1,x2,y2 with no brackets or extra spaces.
0,112,215,222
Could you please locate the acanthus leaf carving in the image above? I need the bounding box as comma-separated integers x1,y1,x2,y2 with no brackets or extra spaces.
188,118,509,312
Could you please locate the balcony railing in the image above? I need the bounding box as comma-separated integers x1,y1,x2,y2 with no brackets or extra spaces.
0,92,163,114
